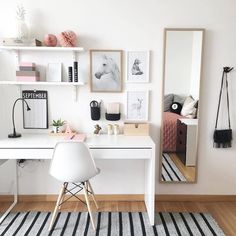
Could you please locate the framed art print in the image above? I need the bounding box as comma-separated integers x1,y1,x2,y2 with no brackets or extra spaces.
90,50,123,92
127,51,150,83
126,90,149,121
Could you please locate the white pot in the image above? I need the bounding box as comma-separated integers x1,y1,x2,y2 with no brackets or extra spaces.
53,126,63,133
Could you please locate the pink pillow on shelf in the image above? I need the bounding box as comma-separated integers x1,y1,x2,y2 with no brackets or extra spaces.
58,30,77,47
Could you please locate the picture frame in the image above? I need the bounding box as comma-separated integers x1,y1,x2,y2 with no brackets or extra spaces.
90,49,123,92
127,51,150,83
126,90,149,121
46,63,62,82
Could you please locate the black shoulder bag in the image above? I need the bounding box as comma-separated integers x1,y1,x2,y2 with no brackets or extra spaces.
213,67,233,148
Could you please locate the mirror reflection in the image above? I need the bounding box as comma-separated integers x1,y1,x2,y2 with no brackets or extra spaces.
161,29,204,183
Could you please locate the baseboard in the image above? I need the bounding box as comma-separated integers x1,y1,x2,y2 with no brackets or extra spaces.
156,194,236,202
0,194,144,202
1,194,236,203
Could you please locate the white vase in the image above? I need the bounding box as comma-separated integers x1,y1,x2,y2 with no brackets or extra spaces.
16,19,28,40
53,126,64,133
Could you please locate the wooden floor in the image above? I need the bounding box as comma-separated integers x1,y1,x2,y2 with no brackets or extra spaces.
1,201,236,235
170,153,196,182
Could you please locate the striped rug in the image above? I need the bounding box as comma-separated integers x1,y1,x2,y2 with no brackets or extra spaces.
0,211,225,235
162,153,187,182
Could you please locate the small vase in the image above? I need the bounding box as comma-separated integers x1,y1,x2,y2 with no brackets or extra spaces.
53,126,63,133
16,19,28,40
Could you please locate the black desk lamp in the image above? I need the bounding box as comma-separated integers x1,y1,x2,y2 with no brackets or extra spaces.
8,98,31,138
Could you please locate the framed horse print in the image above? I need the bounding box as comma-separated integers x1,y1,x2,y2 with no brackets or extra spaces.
127,51,150,83
90,50,123,92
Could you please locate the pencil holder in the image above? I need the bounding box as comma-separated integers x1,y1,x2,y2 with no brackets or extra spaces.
90,101,101,121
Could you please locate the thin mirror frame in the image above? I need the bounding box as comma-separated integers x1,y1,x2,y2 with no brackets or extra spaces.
160,28,205,184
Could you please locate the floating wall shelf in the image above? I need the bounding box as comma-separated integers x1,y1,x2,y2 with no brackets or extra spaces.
0,46,86,101
0,46,84,52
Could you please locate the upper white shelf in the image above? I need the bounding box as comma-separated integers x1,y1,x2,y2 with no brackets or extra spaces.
0,81,85,86
0,46,84,52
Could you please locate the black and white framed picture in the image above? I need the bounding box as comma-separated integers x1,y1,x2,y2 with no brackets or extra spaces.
90,50,123,92
126,90,149,121
127,51,150,83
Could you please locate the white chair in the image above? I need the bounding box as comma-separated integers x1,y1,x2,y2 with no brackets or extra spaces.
49,141,100,231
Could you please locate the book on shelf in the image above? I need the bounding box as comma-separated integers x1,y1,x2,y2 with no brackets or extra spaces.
0,38,42,46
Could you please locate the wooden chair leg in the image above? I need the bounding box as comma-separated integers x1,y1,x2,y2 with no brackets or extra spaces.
49,183,66,231
83,182,96,230
87,181,99,209
59,182,68,210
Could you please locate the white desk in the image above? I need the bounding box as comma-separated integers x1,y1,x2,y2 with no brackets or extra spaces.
0,134,156,225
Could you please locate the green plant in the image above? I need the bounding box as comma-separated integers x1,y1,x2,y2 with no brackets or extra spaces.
52,119,65,127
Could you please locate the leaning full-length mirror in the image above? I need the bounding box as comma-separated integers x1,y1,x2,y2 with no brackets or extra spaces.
160,28,204,183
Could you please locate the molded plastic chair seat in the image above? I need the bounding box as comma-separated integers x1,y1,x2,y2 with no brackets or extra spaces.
50,141,99,183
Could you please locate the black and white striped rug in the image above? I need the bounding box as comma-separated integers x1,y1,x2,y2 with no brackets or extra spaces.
0,211,225,235
162,153,187,182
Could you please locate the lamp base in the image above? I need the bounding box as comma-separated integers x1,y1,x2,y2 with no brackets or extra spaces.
8,133,21,138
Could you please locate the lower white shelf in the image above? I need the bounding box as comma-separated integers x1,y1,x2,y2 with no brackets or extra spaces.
0,81,85,86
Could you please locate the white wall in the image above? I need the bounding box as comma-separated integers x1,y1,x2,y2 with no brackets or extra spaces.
0,0,236,195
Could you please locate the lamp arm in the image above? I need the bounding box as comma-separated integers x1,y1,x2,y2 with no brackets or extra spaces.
11,98,30,135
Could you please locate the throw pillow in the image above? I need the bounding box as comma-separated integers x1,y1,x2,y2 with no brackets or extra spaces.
164,94,174,112
173,94,186,105
181,96,197,118
170,102,182,114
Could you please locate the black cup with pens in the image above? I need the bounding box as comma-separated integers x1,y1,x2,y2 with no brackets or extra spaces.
90,100,101,120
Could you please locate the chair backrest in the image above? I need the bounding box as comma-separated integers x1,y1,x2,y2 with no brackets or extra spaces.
50,141,98,183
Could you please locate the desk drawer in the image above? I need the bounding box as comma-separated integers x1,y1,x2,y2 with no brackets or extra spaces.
90,148,152,160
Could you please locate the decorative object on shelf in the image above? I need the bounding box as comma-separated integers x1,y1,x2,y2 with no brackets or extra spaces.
44,34,57,47
19,62,36,71
52,119,65,133
17,62,40,82
90,100,101,121
46,63,61,82
8,98,31,138
127,51,150,83
22,90,48,129
107,124,113,135
74,61,78,82
90,50,123,92
126,91,149,121
68,66,73,82
105,102,121,121
124,123,149,136
94,124,102,135
16,70,40,82
58,30,77,47
213,66,233,148
15,4,28,40
0,38,42,46
113,124,119,135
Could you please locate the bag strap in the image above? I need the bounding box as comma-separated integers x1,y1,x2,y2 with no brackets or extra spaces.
215,67,233,129
225,72,231,129
214,70,225,129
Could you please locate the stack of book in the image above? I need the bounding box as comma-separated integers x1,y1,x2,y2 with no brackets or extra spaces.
0,38,42,46
16,63,40,82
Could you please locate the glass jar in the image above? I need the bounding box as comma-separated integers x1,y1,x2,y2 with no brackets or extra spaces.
107,124,113,135
113,124,119,135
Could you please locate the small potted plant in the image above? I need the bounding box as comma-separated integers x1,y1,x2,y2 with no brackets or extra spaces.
52,119,65,133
